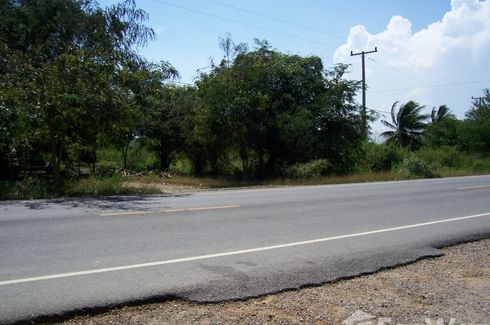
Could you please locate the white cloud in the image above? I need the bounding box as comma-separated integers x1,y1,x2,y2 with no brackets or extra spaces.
333,0,490,134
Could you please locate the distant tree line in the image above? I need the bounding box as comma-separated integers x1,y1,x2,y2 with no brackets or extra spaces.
1,0,489,183
380,93,490,153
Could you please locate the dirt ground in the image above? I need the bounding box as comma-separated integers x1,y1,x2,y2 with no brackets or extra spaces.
60,239,490,325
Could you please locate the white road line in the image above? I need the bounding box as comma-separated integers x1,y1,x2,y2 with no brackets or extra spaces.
1,212,489,286
457,184,490,190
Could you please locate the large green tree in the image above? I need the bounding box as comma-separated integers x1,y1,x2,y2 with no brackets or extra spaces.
190,40,363,177
0,0,155,181
109,59,179,170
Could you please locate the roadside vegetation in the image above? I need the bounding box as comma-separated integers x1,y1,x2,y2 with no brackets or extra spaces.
1,1,489,200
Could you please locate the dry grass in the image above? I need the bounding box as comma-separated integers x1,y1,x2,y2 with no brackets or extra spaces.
123,171,400,193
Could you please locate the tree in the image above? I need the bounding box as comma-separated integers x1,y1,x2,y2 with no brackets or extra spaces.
191,40,364,177
218,33,248,68
108,59,178,170
424,105,459,148
0,0,155,181
381,101,429,149
315,64,363,174
193,40,327,176
430,105,455,124
140,81,195,172
459,89,490,153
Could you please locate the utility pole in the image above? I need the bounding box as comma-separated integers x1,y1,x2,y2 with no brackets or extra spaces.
351,47,377,139
472,96,484,106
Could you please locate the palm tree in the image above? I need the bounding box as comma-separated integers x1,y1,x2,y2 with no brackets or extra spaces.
430,105,455,124
381,101,429,148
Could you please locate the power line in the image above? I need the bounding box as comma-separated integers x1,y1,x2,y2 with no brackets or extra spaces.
370,79,490,94
369,58,428,83
363,54,473,97
150,0,485,100
181,0,482,98
150,0,338,49
204,0,345,40
202,1,480,97
379,51,474,96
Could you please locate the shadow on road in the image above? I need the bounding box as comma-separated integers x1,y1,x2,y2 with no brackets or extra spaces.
0,193,192,212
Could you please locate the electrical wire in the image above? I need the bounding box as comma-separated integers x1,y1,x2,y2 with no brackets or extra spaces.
150,0,485,99
370,79,490,94
204,0,345,40
150,0,338,49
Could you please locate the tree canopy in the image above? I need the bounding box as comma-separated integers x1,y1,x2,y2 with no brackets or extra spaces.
189,41,363,177
381,101,429,149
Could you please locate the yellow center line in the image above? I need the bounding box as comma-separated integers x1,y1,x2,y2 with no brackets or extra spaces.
457,184,490,190
100,205,240,217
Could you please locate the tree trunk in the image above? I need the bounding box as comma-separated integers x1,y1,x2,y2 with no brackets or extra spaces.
159,148,170,171
122,143,129,170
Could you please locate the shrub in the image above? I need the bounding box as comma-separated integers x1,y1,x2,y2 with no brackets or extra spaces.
284,159,332,178
363,143,408,172
397,155,439,179
0,177,60,200
415,146,464,168
467,157,490,172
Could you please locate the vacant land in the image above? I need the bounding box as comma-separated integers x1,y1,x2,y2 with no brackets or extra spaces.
60,239,490,325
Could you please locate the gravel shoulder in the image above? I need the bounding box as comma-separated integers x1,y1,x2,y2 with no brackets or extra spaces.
59,239,490,325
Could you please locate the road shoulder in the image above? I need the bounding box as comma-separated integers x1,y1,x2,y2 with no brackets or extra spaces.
61,239,490,325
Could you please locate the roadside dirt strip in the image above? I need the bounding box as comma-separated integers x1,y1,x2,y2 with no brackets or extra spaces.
59,239,490,325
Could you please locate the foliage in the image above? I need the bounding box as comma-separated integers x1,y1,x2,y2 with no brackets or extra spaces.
459,89,490,153
283,159,332,178
190,40,363,177
0,0,155,181
415,146,465,168
381,101,429,149
430,105,455,124
423,105,459,148
397,155,439,179
362,142,408,172
0,177,61,200
424,117,461,148
140,84,193,171
1,2,490,198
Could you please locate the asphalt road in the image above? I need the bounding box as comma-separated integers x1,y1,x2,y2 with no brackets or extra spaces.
1,175,490,324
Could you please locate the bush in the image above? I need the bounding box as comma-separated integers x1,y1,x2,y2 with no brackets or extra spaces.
363,143,408,172
397,155,439,179
284,159,332,178
467,157,490,172
415,146,464,168
0,177,60,200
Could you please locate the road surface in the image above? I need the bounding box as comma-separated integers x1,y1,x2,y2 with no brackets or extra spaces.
1,175,490,324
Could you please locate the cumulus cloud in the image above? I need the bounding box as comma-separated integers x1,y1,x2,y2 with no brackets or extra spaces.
334,0,490,130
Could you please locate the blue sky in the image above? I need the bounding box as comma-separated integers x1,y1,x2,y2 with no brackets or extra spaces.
100,0,489,137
